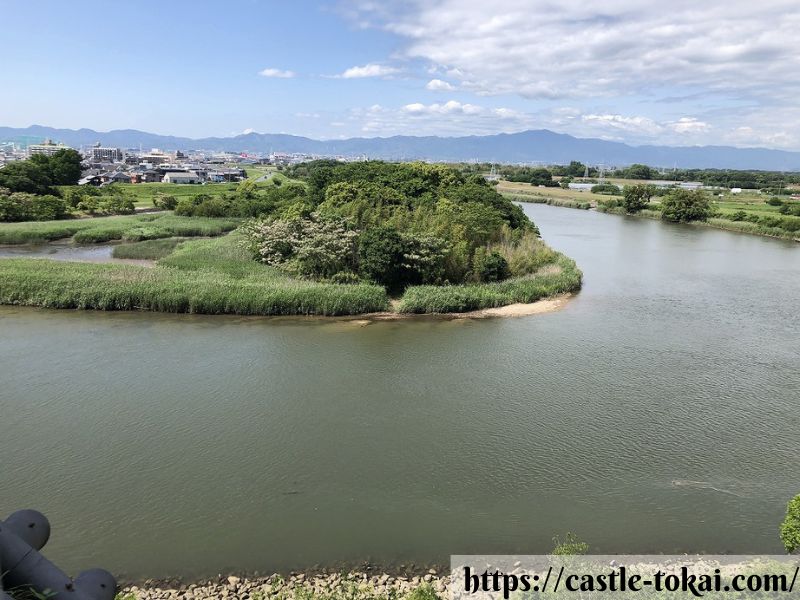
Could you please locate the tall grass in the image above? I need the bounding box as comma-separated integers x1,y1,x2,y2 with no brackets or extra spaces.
0,231,388,315
0,213,240,245
489,229,559,276
699,218,800,240
0,259,389,316
111,238,184,260
504,194,591,210
398,254,582,313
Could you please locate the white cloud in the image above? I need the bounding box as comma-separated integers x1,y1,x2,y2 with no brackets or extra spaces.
353,1,800,98
241,128,256,135
340,100,720,145
402,100,483,115
425,78,455,91
258,68,295,78
337,63,399,78
582,114,663,135
669,117,710,134
343,0,800,148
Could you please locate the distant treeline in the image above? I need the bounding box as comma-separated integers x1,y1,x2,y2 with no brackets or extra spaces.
454,161,800,190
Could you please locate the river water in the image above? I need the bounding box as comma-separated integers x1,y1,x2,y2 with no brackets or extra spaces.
1,204,798,578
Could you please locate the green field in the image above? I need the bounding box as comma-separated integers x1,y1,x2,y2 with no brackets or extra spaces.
498,179,800,241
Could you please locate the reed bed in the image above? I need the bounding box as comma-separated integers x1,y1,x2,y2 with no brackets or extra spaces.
504,194,592,210
0,213,240,245
111,238,184,260
0,258,389,316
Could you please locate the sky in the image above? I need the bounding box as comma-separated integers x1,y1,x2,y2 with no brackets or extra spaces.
2,0,800,149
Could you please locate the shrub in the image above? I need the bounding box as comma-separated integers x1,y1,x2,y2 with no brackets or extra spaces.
778,202,800,216
174,197,196,216
622,184,656,213
292,216,359,278
98,194,135,215
329,271,362,285
780,494,800,554
153,193,178,210
0,189,67,222
766,197,784,206
661,189,712,222
591,183,622,195
192,197,228,217
472,248,509,282
241,218,302,265
551,532,590,556
730,210,748,221
243,214,358,279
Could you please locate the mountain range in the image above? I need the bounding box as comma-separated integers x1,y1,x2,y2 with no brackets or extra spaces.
2,125,800,171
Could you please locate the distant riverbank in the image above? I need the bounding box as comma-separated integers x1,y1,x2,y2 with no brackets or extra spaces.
502,190,800,243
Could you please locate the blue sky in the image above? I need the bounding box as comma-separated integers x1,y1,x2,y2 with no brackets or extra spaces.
3,0,799,149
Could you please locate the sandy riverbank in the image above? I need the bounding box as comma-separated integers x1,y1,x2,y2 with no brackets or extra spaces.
341,293,573,324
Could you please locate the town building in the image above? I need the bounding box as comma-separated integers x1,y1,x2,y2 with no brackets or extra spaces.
28,139,72,157
90,144,124,162
162,171,201,184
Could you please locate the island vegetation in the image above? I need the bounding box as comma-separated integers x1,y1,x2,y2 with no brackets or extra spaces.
0,161,581,316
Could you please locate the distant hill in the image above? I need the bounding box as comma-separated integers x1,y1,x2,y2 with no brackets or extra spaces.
2,124,800,171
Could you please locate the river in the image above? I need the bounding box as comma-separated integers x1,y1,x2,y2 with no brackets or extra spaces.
1,204,798,578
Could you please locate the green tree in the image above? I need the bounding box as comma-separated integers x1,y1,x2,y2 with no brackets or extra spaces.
152,193,178,210
358,226,408,290
566,161,587,178
0,160,52,195
624,163,653,180
622,184,656,213
781,494,800,553
473,249,509,282
47,149,83,185
661,189,712,222
236,178,258,199
591,183,622,196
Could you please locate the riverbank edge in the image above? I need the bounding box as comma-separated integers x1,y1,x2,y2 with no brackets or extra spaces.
341,292,573,323
0,249,581,318
118,569,450,600
506,194,800,243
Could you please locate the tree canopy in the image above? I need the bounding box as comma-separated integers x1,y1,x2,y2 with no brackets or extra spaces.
0,149,83,195
660,189,712,222
246,161,546,288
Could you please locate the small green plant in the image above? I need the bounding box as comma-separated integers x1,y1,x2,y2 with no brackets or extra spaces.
780,494,800,554
406,584,439,600
551,532,590,555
